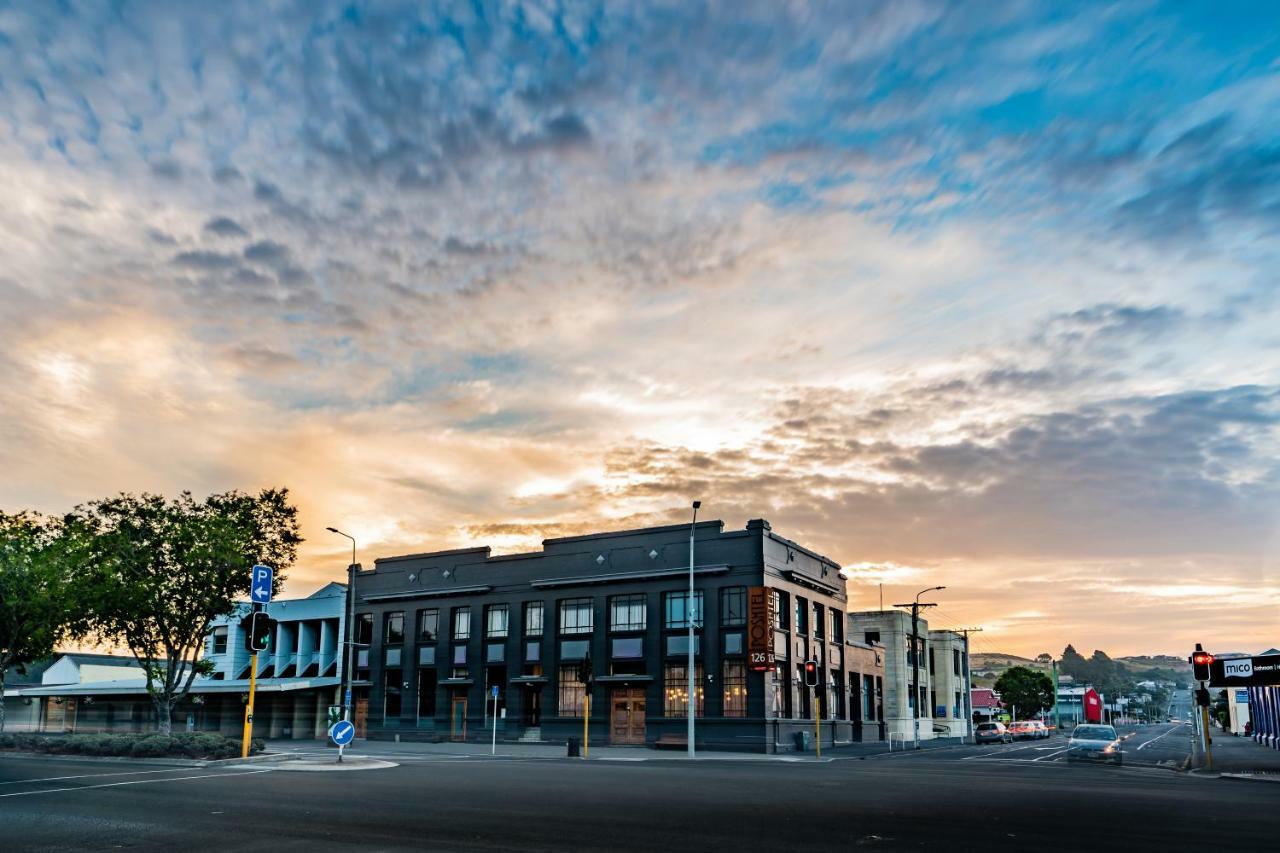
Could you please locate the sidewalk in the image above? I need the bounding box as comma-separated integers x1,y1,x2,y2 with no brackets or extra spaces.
1193,732,1280,779
262,735,967,762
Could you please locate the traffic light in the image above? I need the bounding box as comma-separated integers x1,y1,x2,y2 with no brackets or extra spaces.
1195,687,1211,708
242,611,275,653
1191,644,1213,681
578,654,593,690
803,659,819,688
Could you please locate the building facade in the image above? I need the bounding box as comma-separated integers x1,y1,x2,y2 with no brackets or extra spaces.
927,630,969,737
848,610,935,742
353,519,885,752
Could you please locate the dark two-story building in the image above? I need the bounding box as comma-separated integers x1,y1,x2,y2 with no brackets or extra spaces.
351,518,884,752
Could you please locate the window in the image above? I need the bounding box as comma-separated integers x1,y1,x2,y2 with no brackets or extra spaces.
524,601,544,637
417,646,435,666
452,607,471,640
723,661,747,717
385,647,401,667
609,594,646,631
723,632,744,655
663,663,704,717
355,613,373,646
486,643,505,663
384,611,405,644
720,587,746,627
665,635,700,657
417,609,439,642
773,590,789,630
829,608,843,644
953,648,961,676
211,626,227,655
928,646,935,675
772,664,788,717
663,590,703,629
955,691,962,719
452,645,467,666
558,598,593,635
864,631,880,645
611,637,643,659
812,602,824,639
417,669,437,719
558,665,585,717
384,669,403,720
794,597,807,635
560,639,590,660
485,604,509,639
525,640,541,662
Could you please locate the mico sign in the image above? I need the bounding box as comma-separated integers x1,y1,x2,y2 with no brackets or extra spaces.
1209,653,1280,687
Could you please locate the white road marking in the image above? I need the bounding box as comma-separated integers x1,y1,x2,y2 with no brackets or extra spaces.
0,769,272,799
1136,725,1187,751
0,767,197,787
1031,748,1071,762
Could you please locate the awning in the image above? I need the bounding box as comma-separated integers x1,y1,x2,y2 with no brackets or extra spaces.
17,676,340,698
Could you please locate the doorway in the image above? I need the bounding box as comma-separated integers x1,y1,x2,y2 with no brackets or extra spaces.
609,688,646,745
450,696,468,742
523,686,541,727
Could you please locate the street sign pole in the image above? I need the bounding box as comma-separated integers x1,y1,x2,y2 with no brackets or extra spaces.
814,685,821,760
491,685,499,756
241,652,258,759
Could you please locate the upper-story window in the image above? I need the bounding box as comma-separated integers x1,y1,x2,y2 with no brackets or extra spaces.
486,604,509,639
355,613,373,646
953,648,961,676
794,597,808,635
211,626,228,655
384,611,405,645
524,601,544,637
720,587,746,627
663,590,703,630
417,608,439,642
558,598,593,635
773,590,789,630
452,606,471,641
829,608,843,644
609,594,646,632
812,602,824,639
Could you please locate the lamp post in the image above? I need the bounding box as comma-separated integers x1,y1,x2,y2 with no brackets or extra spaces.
327,526,357,762
895,585,944,750
688,500,701,760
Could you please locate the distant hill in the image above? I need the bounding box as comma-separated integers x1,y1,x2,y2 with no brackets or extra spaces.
971,652,1042,671
1116,655,1190,673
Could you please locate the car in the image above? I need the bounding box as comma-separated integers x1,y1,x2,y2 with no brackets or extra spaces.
1067,724,1123,764
1007,720,1038,740
1029,720,1051,739
974,722,1012,744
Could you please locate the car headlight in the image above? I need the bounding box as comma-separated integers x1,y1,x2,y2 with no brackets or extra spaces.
1103,744,1117,753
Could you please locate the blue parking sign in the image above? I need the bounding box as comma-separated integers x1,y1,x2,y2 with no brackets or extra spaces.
251,565,273,604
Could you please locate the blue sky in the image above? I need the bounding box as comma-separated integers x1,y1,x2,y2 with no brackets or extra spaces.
1,0,1278,655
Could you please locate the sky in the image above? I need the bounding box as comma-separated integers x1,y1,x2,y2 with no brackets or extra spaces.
1,0,1278,659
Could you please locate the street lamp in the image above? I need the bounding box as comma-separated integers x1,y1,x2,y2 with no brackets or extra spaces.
688,500,701,760
327,526,357,761
895,585,945,750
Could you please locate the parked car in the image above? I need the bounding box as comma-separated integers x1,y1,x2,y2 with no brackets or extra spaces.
974,722,1012,744
1030,720,1051,739
1067,724,1123,764
1008,720,1038,740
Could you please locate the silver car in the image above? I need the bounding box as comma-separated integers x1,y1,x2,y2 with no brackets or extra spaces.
1067,724,1123,764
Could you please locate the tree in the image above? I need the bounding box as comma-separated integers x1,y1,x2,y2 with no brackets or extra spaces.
994,666,1055,719
0,512,79,732
70,489,301,734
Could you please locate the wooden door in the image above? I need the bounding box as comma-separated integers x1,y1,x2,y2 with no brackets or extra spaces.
353,698,369,738
609,688,646,745
450,697,468,742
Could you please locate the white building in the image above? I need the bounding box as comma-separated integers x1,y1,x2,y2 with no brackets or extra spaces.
848,610,936,742
927,630,970,737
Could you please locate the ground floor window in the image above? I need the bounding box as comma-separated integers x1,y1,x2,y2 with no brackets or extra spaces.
418,668,437,719
723,661,747,717
772,664,791,718
557,665,585,717
828,670,841,719
384,669,403,720
663,663,704,717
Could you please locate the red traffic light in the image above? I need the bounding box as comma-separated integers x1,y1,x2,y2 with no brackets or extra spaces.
1191,650,1213,681
1192,651,1212,666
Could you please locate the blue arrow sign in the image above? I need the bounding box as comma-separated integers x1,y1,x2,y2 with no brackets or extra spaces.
250,565,273,604
329,719,355,746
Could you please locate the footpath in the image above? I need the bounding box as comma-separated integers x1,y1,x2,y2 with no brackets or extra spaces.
262,734,970,763
1192,732,1280,781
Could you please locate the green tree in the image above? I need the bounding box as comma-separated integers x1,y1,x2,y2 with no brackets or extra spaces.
0,512,79,732
69,489,301,734
994,665,1056,719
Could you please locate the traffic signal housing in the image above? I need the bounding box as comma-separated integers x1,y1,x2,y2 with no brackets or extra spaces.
241,611,275,653
803,659,819,688
1191,647,1213,681
578,654,593,690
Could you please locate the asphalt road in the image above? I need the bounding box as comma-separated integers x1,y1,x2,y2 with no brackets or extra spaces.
0,733,1268,853
944,721,1193,770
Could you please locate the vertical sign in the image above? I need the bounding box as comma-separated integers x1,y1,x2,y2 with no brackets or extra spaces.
748,586,776,671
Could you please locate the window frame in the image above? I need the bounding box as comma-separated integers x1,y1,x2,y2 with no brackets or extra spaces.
663,662,705,717
524,601,544,637
384,611,405,645
485,604,509,639
663,590,704,630
452,606,471,641
722,660,747,717
609,593,647,632
557,598,594,636
211,626,228,655
720,587,747,627
557,664,586,717
417,608,439,643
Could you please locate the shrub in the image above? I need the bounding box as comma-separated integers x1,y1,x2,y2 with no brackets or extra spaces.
0,733,15,748
130,735,174,757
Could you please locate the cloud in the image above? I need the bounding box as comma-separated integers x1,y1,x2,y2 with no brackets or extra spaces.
204,217,249,238
172,250,239,271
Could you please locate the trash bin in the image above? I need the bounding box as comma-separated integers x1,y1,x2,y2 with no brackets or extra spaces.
567,736,581,757
794,731,812,752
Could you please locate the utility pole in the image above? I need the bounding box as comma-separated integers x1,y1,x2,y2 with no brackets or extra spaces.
1051,659,1060,732
894,586,944,749
327,527,357,764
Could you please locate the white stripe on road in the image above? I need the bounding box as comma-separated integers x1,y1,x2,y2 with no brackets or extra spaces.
0,767,199,787
0,769,272,799
1031,747,1071,762
1135,724,1187,751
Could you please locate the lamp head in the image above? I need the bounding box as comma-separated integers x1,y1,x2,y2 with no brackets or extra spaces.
326,526,339,533
692,500,701,510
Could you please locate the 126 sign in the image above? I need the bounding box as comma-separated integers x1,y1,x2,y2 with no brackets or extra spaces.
748,586,776,671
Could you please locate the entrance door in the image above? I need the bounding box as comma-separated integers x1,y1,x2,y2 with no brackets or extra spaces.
609,688,646,745
523,686,541,727
353,698,369,738
450,697,468,742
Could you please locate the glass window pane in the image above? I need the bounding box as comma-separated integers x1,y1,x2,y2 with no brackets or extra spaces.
611,637,643,659
417,646,435,666
665,635,700,657
525,602,544,637
386,647,402,667
723,632,743,655
486,604,509,638
609,594,646,632
385,612,405,644
453,607,471,640
418,609,439,642
720,587,746,626
663,663,704,717
558,598,593,635
723,660,747,717
487,643,505,663
452,645,467,665
664,591,703,629
559,639,590,660
525,640,541,662
558,665,585,717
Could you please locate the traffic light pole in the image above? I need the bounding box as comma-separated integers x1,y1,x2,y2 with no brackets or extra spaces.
241,652,258,759
814,685,821,759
